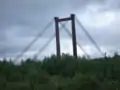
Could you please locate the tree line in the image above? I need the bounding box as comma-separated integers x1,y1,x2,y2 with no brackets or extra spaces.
0,53,120,90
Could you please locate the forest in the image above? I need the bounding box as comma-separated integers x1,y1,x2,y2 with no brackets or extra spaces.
0,53,120,90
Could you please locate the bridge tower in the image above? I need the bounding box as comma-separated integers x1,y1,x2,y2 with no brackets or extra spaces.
54,14,77,58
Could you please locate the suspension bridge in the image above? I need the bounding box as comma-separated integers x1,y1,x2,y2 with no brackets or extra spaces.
13,14,106,61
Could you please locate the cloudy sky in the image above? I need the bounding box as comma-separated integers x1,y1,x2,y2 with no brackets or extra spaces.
0,0,120,60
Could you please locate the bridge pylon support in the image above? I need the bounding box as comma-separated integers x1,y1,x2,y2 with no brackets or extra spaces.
54,14,77,58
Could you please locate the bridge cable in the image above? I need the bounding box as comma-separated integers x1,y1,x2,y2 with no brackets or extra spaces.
14,19,54,61
59,22,90,58
33,23,70,59
76,16,105,57
33,33,55,59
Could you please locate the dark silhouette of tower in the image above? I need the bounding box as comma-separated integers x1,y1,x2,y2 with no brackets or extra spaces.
54,14,77,58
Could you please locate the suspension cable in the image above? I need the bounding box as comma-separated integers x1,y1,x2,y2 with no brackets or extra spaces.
59,22,90,58
33,33,55,59
14,19,54,61
32,24,69,59
76,16,105,57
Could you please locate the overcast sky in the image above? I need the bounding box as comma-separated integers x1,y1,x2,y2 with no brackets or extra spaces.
0,0,120,60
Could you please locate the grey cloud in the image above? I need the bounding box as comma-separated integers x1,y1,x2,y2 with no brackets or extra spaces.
0,0,118,38
106,0,120,10
0,0,108,28
0,0,120,58
69,0,105,9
